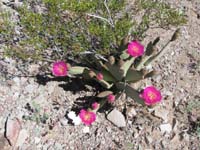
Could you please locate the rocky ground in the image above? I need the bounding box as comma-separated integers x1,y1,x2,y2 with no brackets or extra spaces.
0,0,200,150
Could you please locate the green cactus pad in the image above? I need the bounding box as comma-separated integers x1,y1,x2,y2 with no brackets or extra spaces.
97,91,113,98
68,66,85,75
125,69,144,83
116,82,145,105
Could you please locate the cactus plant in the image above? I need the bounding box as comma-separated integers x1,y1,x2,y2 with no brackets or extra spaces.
52,29,179,125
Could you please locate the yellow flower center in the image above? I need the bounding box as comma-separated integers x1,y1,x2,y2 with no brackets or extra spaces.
148,92,156,101
58,66,65,73
132,45,139,53
84,113,91,121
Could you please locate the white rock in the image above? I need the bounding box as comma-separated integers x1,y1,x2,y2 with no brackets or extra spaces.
60,118,68,126
67,111,81,125
54,142,63,150
107,109,126,127
34,137,41,144
16,129,28,147
170,134,180,144
155,75,162,82
25,84,37,94
72,116,81,126
165,91,172,96
28,64,40,74
127,107,137,117
145,135,153,144
82,126,90,133
146,64,152,70
160,123,172,134
13,92,20,100
14,0,23,8
67,111,76,120
128,120,132,124
5,118,21,146
13,77,20,85
154,107,169,122
181,132,189,142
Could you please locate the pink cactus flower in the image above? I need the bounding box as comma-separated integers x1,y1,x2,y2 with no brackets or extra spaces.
141,86,162,105
127,41,144,57
107,94,115,103
79,109,96,126
92,102,99,110
52,61,68,77
96,73,103,80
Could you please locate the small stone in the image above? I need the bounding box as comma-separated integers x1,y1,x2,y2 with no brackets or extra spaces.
60,118,68,126
13,77,20,85
72,116,81,126
165,91,172,96
34,137,41,144
106,127,111,133
180,132,189,142
5,118,21,146
54,142,63,150
155,75,162,82
127,107,137,117
67,111,81,125
0,135,10,150
161,140,167,148
170,134,180,144
67,111,76,120
16,129,28,147
171,51,175,56
146,64,152,70
160,123,172,134
82,126,90,133
128,120,132,124
25,84,37,94
13,0,23,8
28,64,40,74
107,109,126,127
145,135,153,145
154,106,169,122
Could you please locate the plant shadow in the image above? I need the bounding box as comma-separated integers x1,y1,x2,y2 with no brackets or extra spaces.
36,74,87,93
70,95,113,115
35,74,67,85
36,73,113,119
58,78,86,94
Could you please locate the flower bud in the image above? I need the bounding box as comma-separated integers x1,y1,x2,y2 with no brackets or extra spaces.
66,63,71,69
96,73,103,80
108,56,115,65
92,102,100,110
107,94,115,103
88,70,96,78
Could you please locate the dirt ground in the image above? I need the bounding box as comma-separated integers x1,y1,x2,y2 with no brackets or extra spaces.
0,0,200,149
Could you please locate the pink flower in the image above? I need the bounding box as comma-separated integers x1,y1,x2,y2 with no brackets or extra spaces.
127,41,144,57
96,73,103,80
92,102,99,110
107,94,115,103
79,109,96,126
52,61,68,76
141,86,162,105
